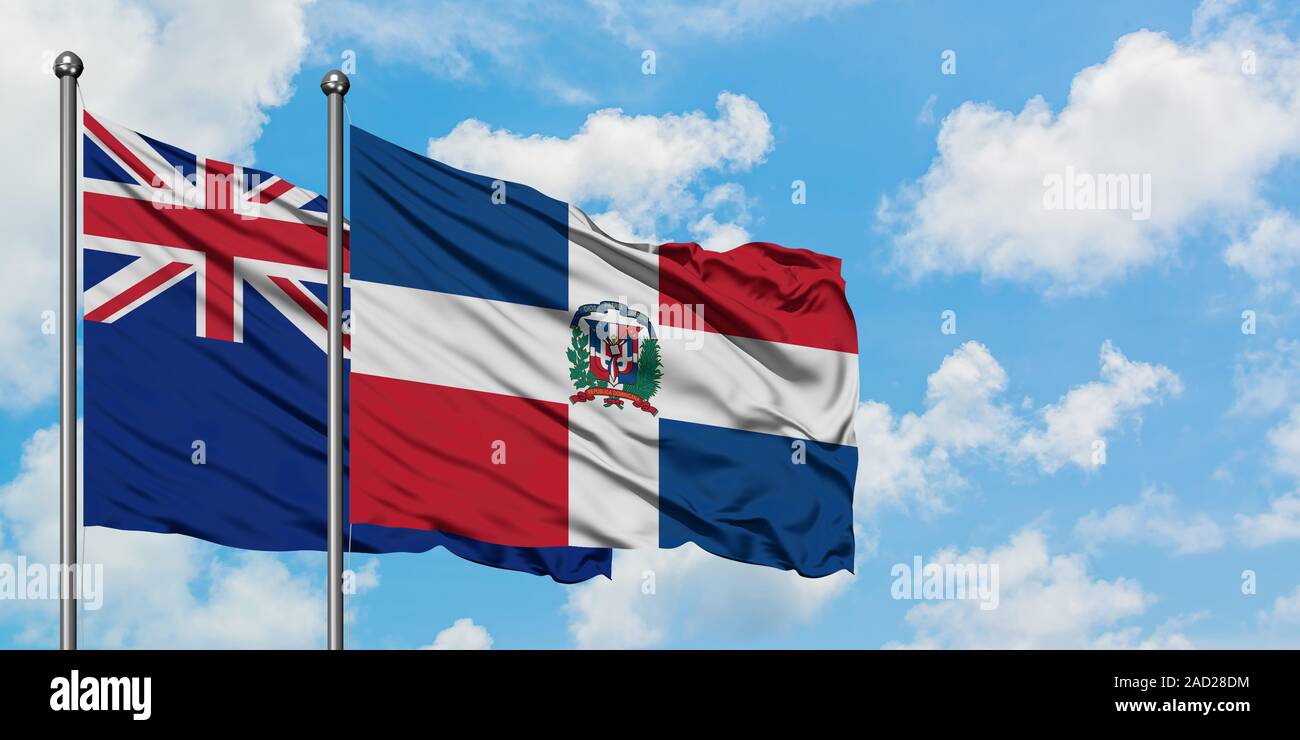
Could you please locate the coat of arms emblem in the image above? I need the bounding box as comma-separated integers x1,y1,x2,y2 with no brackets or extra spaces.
568,301,662,414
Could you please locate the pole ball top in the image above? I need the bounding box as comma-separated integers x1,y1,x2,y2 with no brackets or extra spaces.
320,70,350,96
53,51,84,79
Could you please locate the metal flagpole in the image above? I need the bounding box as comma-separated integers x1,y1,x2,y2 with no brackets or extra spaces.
321,69,350,651
54,51,83,652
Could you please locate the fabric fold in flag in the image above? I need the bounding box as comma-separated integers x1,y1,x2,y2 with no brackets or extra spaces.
349,126,858,577
80,112,611,584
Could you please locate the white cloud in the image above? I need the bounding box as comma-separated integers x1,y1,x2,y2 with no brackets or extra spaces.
888,529,1179,649
858,340,1179,514
688,183,754,249
920,342,1017,452
309,2,612,108
564,543,853,649
427,92,773,238
309,0,527,81
585,211,661,245
0,428,62,563
422,618,493,650
916,94,938,126
688,213,752,250
1017,341,1182,473
589,0,872,47
349,557,381,593
538,76,599,107
854,400,964,515
144,551,325,649
0,1,311,409
0,425,330,649
854,342,1013,515
311,1,868,103
1092,614,1199,650
1075,488,1225,555
1236,492,1300,546
1260,585,1300,625
1267,406,1300,479
1190,0,1239,37
1231,339,1300,417
880,7,1300,293
1225,210,1300,293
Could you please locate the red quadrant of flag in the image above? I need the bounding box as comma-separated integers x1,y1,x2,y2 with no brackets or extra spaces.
350,373,570,547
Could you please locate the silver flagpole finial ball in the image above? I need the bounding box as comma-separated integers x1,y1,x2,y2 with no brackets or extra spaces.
320,69,350,96
53,51,83,79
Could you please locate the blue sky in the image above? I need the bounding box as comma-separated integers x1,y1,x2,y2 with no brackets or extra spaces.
4,0,1300,648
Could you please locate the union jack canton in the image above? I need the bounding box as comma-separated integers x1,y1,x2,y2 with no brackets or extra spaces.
81,111,344,352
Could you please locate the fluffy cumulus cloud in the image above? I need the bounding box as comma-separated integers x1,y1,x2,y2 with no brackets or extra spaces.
1266,406,1300,480
1064,488,1300,553
1016,342,1182,473
854,342,1013,514
135,552,325,649
688,183,755,249
564,543,854,649
889,529,1185,649
1232,339,1300,417
0,426,334,648
854,400,963,516
857,341,1180,514
0,1,311,409
1225,211,1300,293
1231,343,1300,543
1236,493,1300,547
588,0,872,46
427,92,773,242
1259,585,1300,625
879,4,1300,293
1074,488,1225,555
421,618,494,650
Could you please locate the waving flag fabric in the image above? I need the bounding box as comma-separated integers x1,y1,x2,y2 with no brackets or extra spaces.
350,127,858,577
81,112,610,583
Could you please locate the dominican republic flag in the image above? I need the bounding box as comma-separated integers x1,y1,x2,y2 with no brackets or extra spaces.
350,127,859,577
80,111,610,583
